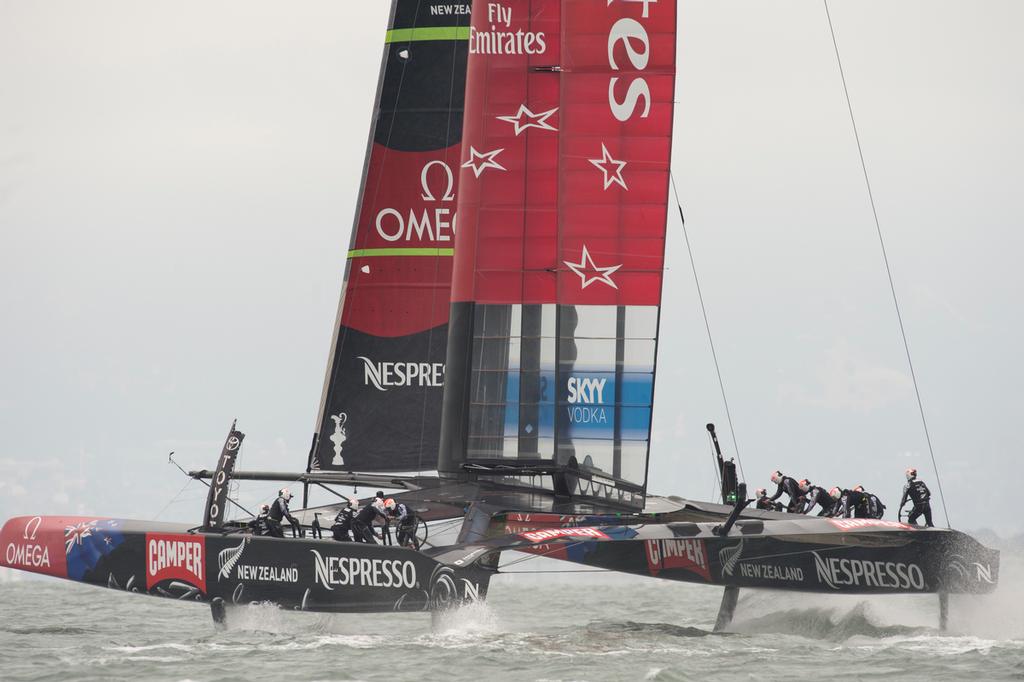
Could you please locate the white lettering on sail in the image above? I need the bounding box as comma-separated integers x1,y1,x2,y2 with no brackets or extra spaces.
358,357,445,391
566,376,610,426
607,0,654,121
429,4,471,16
567,377,607,404
375,161,458,243
470,3,547,55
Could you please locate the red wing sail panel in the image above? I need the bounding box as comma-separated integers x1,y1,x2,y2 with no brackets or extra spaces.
439,0,676,510
312,1,472,473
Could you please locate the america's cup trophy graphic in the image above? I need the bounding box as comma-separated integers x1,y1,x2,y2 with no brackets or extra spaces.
329,412,348,466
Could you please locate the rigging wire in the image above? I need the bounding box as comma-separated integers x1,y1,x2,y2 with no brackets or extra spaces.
669,172,746,486
152,478,197,521
823,0,950,527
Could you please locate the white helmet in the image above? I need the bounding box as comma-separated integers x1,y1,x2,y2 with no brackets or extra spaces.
770,471,783,484
905,467,917,481
755,487,767,497
384,498,397,511
829,487,842,500
798,478,811,492
260,503,270,513
279,487,293,501
853,485,864,493
348,497,360,508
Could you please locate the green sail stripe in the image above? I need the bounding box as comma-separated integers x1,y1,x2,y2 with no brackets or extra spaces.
385,26,471,43
348,247,455,258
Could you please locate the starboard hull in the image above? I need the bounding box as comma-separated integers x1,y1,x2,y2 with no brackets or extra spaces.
478,515,1000,595
1,516,492,613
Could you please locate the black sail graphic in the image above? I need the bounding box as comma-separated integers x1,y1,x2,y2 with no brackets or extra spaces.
309,1,471,473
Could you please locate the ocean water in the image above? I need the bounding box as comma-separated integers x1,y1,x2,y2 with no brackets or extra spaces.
2,554,1023,682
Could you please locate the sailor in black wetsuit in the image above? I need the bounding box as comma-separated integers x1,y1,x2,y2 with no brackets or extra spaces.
900,467,933,527
852,485,886,519
267,488,302,538
331,498,358,541
800,480,836,517
392,500,419,549
831,487,868,518
311,513,323,540
769,471,804,513
353,498,389,544
248,504,271,536
754,487,783,512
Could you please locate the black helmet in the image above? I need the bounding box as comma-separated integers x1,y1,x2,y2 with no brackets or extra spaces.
375,490,385,499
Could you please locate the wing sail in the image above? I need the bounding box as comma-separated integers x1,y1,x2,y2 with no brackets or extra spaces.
311,0,472,473
439,0,677,510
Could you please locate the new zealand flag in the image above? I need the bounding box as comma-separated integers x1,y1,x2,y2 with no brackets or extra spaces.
64,519,124,580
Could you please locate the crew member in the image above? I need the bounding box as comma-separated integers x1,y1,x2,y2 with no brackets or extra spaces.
372,495,393,545
267,488,302,538
331,498,358,541
754,487,783,512
391,500,420,550
353,497,389,544
311,513,323,540
900,468,933,527
852,485,886,519
801,480,836,517
769,471,804,513
248,504,271,536
831,486,866,518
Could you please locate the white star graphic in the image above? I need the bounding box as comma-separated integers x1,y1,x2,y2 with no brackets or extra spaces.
461,146,507,178
588,143,628,190
563,245,622,290
496,104,558,136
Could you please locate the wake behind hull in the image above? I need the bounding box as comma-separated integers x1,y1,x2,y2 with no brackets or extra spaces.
1,516,491,613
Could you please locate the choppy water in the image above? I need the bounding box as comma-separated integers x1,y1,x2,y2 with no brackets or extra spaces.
2,555,1023,682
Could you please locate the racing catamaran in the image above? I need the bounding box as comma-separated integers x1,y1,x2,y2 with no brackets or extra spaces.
0,0,998,630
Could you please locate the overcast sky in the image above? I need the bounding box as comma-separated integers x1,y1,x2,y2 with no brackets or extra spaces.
1,1,1021,536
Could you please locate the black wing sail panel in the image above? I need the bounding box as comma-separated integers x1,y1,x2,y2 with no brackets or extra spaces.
311,1,472,474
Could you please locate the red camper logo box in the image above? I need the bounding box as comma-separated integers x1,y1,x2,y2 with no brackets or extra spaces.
645,539,711,581
145,533,206,593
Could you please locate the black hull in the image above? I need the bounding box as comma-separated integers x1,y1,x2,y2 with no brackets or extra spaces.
472,515,1000,595
1,516,492,614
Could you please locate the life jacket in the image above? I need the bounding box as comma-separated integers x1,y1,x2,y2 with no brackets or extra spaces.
865,493,886,519
394,502,413,524
334,507,354,526
806,486,834,512
356,503,381,525
907,480,931,505
268,496,289,522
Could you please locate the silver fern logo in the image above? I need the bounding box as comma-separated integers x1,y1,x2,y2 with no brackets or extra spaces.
719,540,744,577
218,539,247,581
